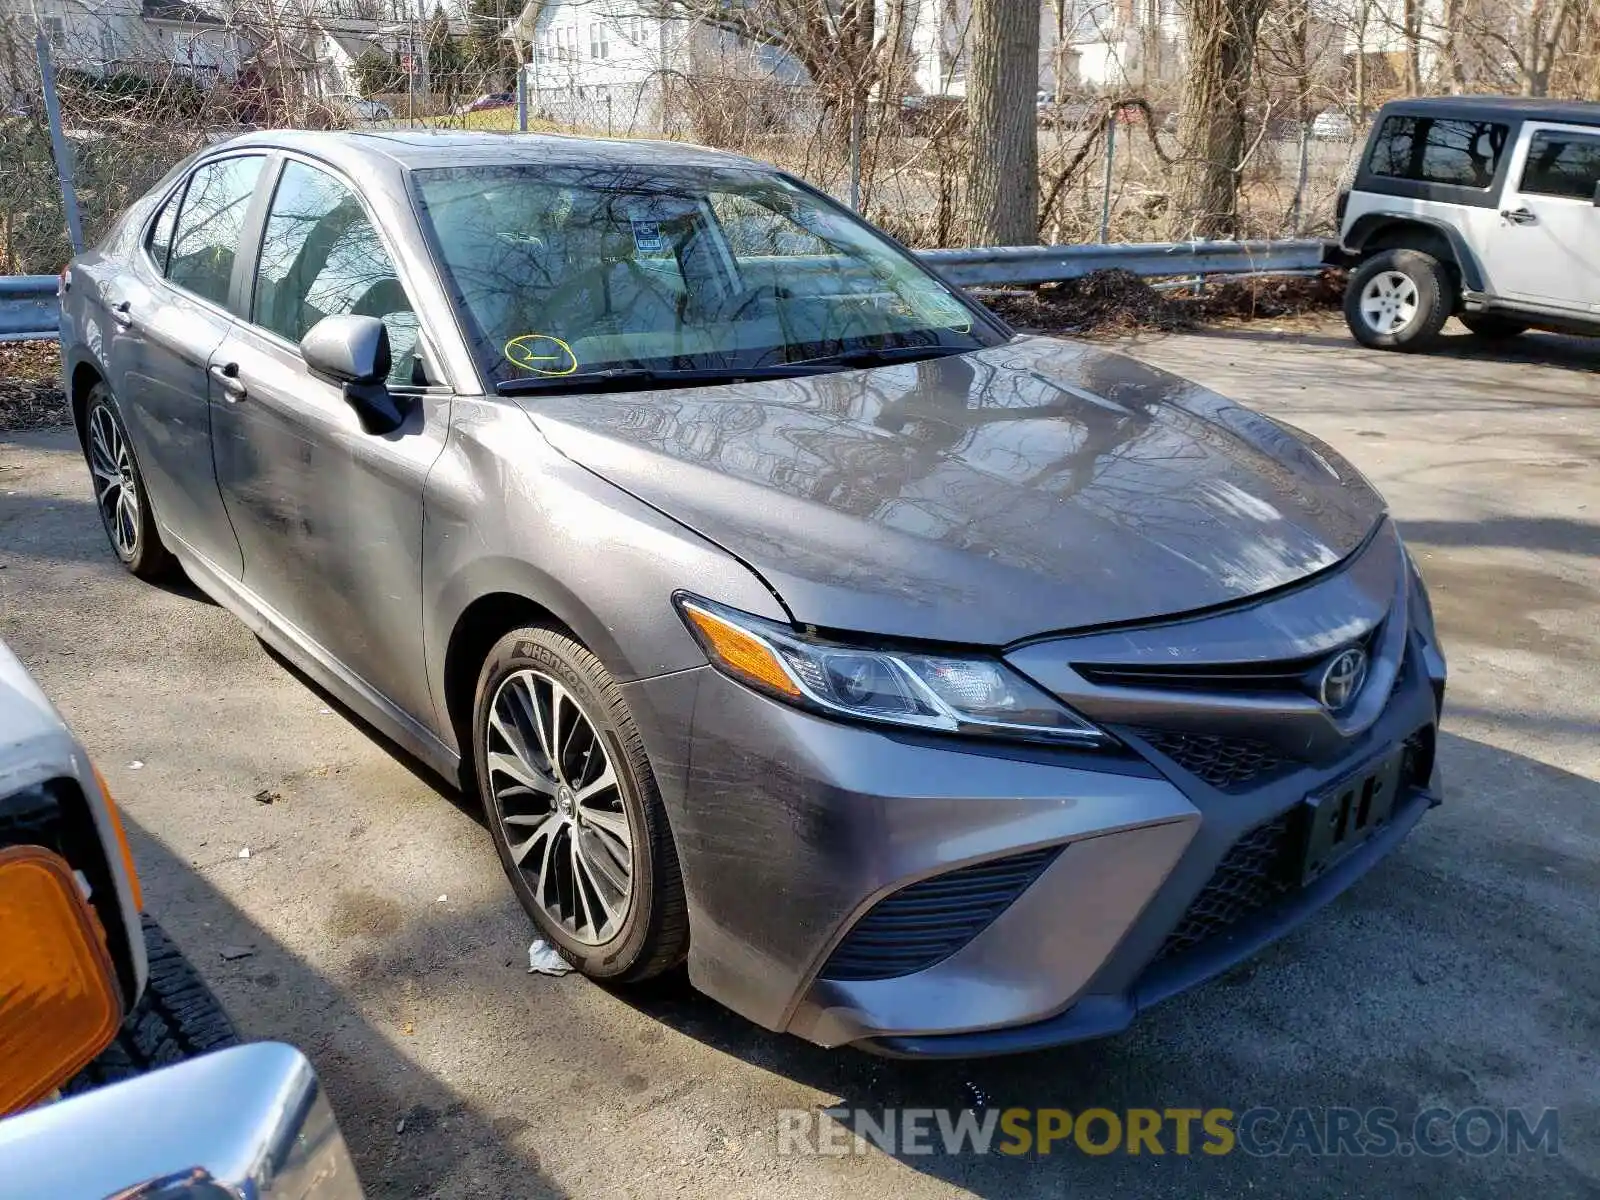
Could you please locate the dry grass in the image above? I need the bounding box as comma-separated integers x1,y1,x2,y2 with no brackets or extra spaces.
0,340,68,430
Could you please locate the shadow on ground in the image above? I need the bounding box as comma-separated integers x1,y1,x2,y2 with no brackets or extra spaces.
124,820,565,1199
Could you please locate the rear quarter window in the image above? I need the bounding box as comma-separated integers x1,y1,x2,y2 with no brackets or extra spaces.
1368,115,1510,188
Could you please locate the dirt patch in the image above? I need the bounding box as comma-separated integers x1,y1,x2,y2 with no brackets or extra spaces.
326,889,405,940
0,341,69,430
983,268,1345,337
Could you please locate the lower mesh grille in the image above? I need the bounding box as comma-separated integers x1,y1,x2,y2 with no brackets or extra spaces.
1138,730,1286,790
820,847,1061,982
1156,813,1296,961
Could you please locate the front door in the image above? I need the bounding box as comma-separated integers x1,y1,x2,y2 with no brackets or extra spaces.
1481,123,1600,314
210,156,450,724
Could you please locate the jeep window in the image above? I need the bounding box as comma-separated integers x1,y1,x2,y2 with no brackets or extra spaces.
1369,116,1509,188
1519,130,1600,201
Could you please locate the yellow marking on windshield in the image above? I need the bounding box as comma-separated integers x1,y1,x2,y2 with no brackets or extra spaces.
505,333,579,376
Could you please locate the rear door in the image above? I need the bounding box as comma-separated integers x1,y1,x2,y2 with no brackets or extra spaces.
109,154,268,578
1481,123,1600,314
209,155,451,724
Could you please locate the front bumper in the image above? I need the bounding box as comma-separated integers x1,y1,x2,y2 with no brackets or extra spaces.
622,617,1443,1055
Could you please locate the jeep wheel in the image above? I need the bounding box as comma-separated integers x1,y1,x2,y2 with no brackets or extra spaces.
1460,314,1530,340
1344,249,1452,351
473,625,690,983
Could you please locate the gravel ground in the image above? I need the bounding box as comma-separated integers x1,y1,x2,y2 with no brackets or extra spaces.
0,317,1596,1198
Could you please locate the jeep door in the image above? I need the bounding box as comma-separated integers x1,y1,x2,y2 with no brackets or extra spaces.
1482,123,1600,314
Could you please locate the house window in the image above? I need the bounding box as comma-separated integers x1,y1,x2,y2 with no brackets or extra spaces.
590,22,607,60
42,16,65,48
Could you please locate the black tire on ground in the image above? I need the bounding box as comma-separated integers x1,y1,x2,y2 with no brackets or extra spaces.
83,382,173,581
1459,314,1531,340
1343,248,1453,352
65,915,239,1094
472,625,690,983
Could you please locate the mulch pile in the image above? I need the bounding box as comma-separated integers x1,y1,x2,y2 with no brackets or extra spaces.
0,341,69,430
983,268,1345,336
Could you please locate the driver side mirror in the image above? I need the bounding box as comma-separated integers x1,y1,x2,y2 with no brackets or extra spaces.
300,314,410,435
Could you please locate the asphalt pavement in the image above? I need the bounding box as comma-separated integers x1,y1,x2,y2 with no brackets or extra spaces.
1,317,1596,1198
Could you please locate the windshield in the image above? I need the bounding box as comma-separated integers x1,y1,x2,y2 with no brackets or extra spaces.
410,163,1003,388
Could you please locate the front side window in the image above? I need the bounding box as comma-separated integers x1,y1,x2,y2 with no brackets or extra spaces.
1519,130,1600,201
166,156,265,307
412,163,1000,387
1369,116,1509,188
252,160,419,385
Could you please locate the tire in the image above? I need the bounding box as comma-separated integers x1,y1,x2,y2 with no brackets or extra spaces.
65,915,239,1094
472,625,689,983
82,382,172,580
1344,249,1453,351
1459,314,1530,340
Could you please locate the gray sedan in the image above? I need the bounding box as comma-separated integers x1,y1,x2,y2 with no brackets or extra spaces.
59,130,1446,1055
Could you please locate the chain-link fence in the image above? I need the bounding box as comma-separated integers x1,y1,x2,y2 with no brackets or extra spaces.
1,7,1362,275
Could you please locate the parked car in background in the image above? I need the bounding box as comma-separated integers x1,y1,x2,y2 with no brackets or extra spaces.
0,638,364,1194
1310,109,1355,140
458,92,514,115
61,129,1445,1057
1331,95,1600,350
334,95,394,122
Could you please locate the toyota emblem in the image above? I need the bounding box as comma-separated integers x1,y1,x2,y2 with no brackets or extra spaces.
1318,647,1369,711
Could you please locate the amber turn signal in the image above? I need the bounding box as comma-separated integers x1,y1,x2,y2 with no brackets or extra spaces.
0,845,123,1115
92,765,144,913
679,601,802,699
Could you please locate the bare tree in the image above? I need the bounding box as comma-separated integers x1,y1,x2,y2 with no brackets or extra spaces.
966,0,1039,245
1168,0,1271,239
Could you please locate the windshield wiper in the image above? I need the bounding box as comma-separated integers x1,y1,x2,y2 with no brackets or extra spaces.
786,344,970,371
496,365,822,395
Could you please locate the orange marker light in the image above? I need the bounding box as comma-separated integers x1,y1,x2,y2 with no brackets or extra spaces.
92,766,143,913
681,604,801,699
0,846,123,1114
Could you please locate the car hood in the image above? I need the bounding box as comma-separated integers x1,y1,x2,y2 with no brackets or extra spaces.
517,336,1385,645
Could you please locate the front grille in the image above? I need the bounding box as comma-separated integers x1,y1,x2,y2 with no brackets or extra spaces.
820,847,1061,982
1137,730,1287,790
1077,627,1382,699
1156,813,1296,961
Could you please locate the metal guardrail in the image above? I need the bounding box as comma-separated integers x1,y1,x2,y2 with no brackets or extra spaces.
919,239,1328,288
0,240,1328,343
0,275,61,343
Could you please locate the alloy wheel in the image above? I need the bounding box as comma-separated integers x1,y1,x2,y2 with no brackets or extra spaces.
485,668,635,945
87,402,140,560
1358,271,1419,335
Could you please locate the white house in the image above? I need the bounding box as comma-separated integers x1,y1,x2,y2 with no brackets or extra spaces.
20,0,250,83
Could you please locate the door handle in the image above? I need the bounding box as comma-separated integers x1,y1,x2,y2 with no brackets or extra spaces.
209,362,248,401
110,300,134,328
1500,206,1538,226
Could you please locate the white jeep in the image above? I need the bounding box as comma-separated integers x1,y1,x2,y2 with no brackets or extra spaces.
1333,96,1600,350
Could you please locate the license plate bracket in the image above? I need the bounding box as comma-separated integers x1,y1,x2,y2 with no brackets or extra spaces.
1297,746,1403,885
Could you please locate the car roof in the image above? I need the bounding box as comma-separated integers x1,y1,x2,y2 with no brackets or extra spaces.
1376,95,1600,126
208,128,770,176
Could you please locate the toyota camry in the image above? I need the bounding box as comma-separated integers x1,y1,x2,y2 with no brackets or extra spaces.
59,130,1446,1055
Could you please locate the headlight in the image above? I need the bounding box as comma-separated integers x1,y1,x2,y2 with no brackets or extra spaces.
675,596,1106,746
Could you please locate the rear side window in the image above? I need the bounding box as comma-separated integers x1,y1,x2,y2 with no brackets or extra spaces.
1519,130,1600,200
1368,116,1509,188
166,156,265,307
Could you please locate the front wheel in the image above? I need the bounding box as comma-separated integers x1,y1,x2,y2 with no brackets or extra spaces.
83,383,172,580
1344,249,1453,351
472,625,689,982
